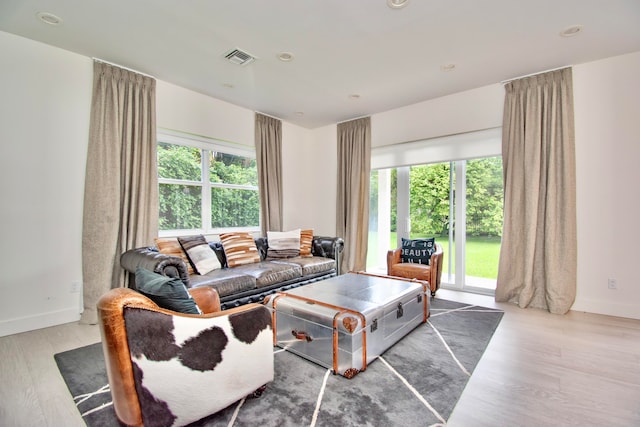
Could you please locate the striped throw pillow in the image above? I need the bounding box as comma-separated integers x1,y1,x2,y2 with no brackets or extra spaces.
219,232,261,267
300,229,314,258
155,237,194,275
178,235,221,275
267,229,301,259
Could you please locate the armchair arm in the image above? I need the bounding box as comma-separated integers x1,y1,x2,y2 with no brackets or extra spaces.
120,247,190,288
429,244,444,290
188,286,221,314
386,248,402,275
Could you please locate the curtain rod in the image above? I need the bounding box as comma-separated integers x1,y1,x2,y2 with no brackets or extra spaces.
337,114,371,125
255,111,284,121
500,65,571,85
92,57,155,79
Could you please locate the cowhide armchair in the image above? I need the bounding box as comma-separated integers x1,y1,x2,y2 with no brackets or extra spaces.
97,287,274,427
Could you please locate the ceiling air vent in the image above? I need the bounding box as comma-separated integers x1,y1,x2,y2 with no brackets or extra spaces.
224,48,256,66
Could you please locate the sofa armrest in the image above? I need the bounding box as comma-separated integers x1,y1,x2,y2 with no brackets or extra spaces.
120,247,190,288
313,236,345,274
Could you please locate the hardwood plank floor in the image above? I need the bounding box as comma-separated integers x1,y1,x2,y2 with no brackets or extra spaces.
0,290,638,426
439,289,640,427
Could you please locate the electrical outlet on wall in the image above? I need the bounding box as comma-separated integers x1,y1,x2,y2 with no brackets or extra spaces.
71,281,81,293
607,278,617,290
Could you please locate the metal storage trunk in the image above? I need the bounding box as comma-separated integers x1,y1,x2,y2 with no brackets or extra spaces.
266,273,429,378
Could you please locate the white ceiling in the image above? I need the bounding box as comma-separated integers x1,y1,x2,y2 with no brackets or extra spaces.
1,0,640,129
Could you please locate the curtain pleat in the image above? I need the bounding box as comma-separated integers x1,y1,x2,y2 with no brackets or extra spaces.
336,117,371,274
255,113,283,234
81,62,158,324
496,68,576,314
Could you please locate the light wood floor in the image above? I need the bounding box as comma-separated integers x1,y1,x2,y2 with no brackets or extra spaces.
1,291,639,427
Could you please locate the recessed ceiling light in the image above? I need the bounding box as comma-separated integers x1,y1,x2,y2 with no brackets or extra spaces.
222,83,234,88
294,111,304,117
387,0,410,9
278,52,295,62
348,94,361,100
560,25,583,37
441,63,456,72
36,11,63,26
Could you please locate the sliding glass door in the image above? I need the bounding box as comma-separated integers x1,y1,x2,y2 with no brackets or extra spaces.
367,156,503,295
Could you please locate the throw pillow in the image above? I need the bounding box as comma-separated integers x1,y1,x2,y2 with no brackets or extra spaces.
177,235,221,275
134,267,201,314
267,229,301,259
300,229,314,258
155,237,195,275
400,237,436,265
219,232,261,267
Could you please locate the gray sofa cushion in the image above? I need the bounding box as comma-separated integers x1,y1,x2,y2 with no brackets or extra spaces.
272,257,336,276
189,269,256,298
232,262,302,288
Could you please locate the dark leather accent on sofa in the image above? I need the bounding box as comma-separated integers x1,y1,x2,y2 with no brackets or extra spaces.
121,247,189,289
120,236,344,310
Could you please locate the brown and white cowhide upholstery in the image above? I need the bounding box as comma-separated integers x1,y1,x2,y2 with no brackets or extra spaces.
123,304,274,427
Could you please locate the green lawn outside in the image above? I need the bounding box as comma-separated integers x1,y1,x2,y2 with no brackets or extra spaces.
367,232,501,279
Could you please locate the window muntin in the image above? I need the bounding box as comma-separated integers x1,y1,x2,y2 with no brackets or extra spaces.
157,132,259,235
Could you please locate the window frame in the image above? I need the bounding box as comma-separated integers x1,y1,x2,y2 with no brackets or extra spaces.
157,129,260,237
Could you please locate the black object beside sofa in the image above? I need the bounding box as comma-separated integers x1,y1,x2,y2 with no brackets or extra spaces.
121,236,344,310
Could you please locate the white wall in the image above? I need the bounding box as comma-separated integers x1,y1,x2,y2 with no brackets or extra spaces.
371,84,504,147
156,80,254,147
0,31,92,336
572,51,640,319
282,123,338,237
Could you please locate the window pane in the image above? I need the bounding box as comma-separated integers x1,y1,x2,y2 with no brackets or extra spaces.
159,184,202,230
465,157,503,288
158,142,201,181
209,152,257,186
409,163,451,238
211,188,259,228
367,168,396,271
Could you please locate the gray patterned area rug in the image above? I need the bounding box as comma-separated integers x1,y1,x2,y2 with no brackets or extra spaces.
54,299,503,427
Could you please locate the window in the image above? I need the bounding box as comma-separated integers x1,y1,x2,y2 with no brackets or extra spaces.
157,131,259,235
368,128,503,295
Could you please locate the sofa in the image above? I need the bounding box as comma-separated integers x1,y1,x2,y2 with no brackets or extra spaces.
121,234,344,310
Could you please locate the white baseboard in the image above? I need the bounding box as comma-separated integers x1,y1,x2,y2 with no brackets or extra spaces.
571,297,640,320
0,308,81,338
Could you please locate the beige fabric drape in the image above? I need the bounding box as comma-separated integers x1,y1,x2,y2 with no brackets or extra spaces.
255,113,283,235
496,68,576,314
336,117,371,274
81,61,158,324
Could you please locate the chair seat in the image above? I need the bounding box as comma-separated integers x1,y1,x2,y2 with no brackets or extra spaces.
389,263,433,282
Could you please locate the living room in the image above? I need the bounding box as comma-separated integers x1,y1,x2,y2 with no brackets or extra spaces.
1,1,639,425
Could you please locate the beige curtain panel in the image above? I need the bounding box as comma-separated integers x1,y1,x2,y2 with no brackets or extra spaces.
255,113,283,235
496,68,576,314
336,117,371,274
81,61,158,324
